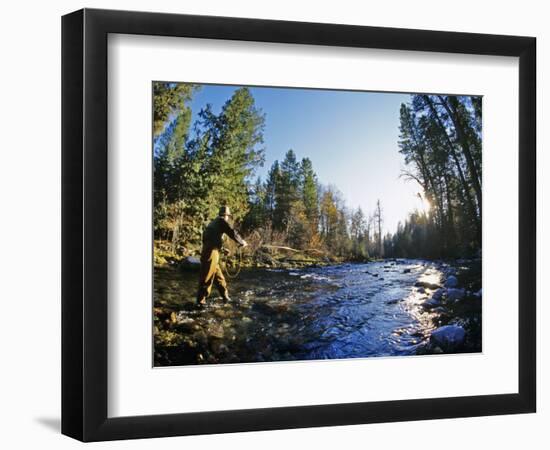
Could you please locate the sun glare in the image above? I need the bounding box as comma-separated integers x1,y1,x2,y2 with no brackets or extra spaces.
421,198,431,214
416,192,431,215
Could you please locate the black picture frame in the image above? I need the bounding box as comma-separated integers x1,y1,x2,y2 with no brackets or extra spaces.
62,8,536,442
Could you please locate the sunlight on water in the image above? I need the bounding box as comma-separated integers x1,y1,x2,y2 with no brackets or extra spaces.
402,265,445,341
417,271,442,287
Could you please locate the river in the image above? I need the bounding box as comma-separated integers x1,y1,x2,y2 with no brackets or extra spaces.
154,259,481,366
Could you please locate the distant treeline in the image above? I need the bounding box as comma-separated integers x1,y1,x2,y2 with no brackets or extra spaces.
153,83,481,261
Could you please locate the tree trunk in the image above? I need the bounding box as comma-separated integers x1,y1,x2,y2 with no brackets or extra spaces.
406,112,444,230
376,201,383,257
437,95,482,217
443,172,456,254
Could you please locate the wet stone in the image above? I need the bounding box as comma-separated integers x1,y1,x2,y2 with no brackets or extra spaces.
214,309,230,319
422,297,440,309
415,280,441,290
430,325,466,350
445,275,459,288
207,324,225,339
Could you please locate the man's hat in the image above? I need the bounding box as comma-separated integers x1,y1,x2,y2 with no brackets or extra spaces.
219,206,232,217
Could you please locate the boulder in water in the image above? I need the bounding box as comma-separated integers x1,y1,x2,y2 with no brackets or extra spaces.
445,275,459,288
256,250,277,267
430,325,466,350
180,255,201,270
415,280,441,290
207,323,225,339
423,297,441,309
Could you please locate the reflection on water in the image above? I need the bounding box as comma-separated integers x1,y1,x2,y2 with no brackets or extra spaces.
154,259,480,366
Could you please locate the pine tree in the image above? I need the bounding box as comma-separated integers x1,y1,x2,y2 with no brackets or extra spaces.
244,176,267,231
153,109,194,246
350,207,368,260
319,187,340,253
153,82,196,137
300,157,319,226
273,149,300,232
196,87,266,223
264,160,280,226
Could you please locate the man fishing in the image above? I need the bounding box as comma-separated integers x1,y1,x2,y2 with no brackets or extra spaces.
196,206,248,306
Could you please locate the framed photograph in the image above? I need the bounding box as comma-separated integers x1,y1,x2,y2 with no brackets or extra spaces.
62,8,536,441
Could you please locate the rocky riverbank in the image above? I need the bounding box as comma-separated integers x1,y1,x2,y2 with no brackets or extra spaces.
153,257,481,366
413,258,482,355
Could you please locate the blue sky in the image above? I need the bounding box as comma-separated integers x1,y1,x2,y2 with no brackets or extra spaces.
189,84,425,234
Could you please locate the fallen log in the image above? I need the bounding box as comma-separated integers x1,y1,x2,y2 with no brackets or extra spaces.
261,244,301,253
261,245,327,256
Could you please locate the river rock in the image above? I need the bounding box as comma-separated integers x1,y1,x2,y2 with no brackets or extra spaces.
430,325,466,349
252,301,279,316
213,309,230,319
207,324,225,339
415,280,441,290
446,288,466,302
174,315,196,332
445,275,459,288
423,297,440,309
180,256,201,270
432,288,444,301
403,268,411,273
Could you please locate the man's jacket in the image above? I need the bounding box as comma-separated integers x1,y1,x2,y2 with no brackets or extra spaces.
202,217,245,249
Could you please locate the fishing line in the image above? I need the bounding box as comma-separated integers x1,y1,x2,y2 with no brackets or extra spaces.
221,246,243,279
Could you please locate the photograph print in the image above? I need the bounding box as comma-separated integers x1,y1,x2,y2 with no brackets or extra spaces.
153,82,482,367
